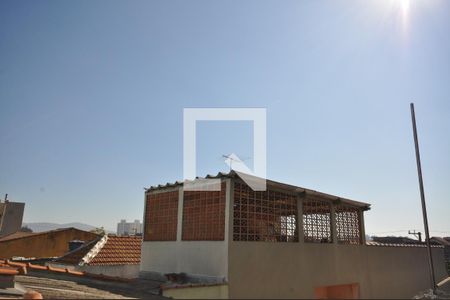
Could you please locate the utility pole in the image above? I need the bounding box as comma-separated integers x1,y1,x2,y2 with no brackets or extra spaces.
408,230,422,242
410,103,436,293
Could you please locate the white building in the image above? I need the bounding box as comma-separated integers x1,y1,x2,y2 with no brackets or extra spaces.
140,171,448,299
117,219,142,236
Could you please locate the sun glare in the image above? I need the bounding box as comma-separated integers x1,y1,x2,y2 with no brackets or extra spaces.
400,0,410,20
391,0,410,37
400,0,410,36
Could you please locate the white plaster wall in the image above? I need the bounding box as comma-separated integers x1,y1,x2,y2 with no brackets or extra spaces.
80,264,140,279
48,262,141,279
141,241,228,278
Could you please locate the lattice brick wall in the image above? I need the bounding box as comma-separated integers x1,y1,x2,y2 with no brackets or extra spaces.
182,182,226,241
233,182,297,242
144,190,179,241
303,198,332,243
335,204,361,244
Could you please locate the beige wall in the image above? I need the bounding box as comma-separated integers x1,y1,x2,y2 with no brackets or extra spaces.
0,228,99,259
162,284,229,299
228,242,447,299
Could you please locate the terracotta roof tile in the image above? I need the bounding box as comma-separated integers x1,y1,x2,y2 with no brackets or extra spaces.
56,235,141,266
88,236,141,266
1,260,134,282
0,266,19,275
57,238,99,265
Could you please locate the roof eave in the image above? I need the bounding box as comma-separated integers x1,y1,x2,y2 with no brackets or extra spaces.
145,171,371,209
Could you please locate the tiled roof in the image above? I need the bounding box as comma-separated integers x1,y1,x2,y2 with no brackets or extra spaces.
371,236,424,245
147,171,231,190
366,241,443,248
89,236,141,266
57,235,141,266
0,259,132,282
0,265,20,275
58,238,100,265
431,237,450,246
146,171,371,210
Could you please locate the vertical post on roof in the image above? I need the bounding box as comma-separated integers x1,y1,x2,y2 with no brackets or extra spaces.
359,209,366,245
228,177,235,246
410,103,436,293
177,186,184,242
330,202,337,244
296,192,304,243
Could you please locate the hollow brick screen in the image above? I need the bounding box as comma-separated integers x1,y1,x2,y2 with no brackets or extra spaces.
182,182,226,241
335,204,361,244
303,198,332,243
233,182,298,242
144,190,179,241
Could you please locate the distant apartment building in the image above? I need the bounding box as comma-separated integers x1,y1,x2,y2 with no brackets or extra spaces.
117,219,142,236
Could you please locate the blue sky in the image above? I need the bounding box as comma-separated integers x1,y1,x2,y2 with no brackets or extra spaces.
0,0,449,235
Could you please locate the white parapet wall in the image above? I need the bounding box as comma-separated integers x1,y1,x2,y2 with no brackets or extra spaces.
140,241,228,279
80,264,140,279
48,262,140,279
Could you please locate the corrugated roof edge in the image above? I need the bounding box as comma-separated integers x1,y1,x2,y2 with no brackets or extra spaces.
146,171,371,210
366,241,444,248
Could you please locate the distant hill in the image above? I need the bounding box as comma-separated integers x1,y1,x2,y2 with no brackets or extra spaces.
22,222,112,233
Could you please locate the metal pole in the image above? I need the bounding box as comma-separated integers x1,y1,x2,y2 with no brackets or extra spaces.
410,103,437,293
